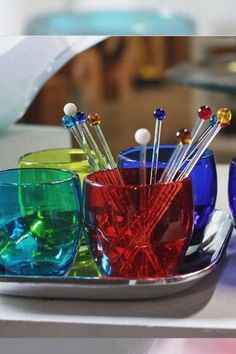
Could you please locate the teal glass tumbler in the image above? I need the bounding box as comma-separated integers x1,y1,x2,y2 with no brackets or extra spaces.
0,168,82,276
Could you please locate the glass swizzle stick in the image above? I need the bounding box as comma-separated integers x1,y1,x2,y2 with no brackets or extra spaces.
88,112,117,169
191,105,212,137
88,112,124,185
73,111,106,171
159,129,191,183
177,107,232,180
165,106,212,183
150,108,166,185
62,103,83,146
135,128,151,216
62,103,101,172
135,128,151,186
186,114,218,160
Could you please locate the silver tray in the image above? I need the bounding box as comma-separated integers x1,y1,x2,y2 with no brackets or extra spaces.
0,210,233,300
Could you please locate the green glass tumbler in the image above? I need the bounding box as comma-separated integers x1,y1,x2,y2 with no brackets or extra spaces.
18,148,100,277
18,148,90,181
0,168,82,276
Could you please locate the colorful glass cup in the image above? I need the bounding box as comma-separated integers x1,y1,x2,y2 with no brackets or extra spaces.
84,168,193,278
0,168,82,276
18,148,100,277
228,157,236,225
118,145,217,253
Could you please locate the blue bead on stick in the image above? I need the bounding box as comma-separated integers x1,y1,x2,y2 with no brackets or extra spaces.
150,108,166,184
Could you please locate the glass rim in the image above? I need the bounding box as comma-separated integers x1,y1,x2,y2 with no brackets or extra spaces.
19,148,87,166
231,157,236,166
118,145,214,163
85,167,191,189
0,168,79,187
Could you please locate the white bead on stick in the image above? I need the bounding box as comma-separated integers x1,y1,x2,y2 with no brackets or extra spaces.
135,128,151,145
64,103,77,117
135,128,151,186
61,103,100,172
62,103,83,147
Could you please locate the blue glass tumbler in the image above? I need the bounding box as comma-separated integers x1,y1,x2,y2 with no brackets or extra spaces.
0,168,82,276
118,145,217,253
229,157,236,225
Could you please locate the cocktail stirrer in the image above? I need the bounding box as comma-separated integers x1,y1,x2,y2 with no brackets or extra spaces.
150,108,166,185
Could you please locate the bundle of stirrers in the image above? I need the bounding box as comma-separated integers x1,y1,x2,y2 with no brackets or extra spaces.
62,103,124,185
61,103,232,276
61,103,232,186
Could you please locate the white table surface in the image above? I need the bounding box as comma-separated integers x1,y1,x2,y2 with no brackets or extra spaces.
0,123,71,170
0,124,235,338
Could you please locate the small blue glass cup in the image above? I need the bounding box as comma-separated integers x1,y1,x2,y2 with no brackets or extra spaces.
118,145,217,253
228,157,236,225
0,168,82,276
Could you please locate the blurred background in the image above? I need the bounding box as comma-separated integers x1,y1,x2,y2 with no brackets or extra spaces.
13,36,236,163
1,0,236,35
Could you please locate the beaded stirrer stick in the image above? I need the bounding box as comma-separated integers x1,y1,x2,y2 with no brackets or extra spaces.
159,129,191,183
150,108,166,185
191,105,213,138
162,106,212,183
88,112,124,185
135,128,151,186
177,107,232,181
62,103,83,146
62,104,100,172
73,111,106,170
186,114,217,160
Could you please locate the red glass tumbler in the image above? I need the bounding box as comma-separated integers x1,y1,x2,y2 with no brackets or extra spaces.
84,168,194,278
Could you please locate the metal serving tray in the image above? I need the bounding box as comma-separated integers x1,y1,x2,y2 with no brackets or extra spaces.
0,210,233,300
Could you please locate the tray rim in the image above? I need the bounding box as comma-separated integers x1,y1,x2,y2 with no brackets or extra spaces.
0,209,233,288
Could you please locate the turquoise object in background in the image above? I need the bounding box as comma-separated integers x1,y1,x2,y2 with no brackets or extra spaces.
26,10,196,35
0,168,82,276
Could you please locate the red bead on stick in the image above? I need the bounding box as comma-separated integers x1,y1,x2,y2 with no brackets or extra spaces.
198,105,212,120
